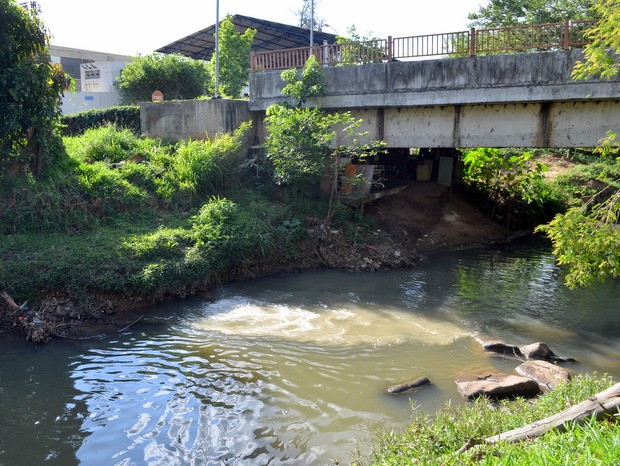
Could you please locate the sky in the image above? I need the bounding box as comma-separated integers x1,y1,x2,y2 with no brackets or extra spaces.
37,0,484,57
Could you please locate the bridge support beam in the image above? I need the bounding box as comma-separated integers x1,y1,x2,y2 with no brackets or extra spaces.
343,100,620,148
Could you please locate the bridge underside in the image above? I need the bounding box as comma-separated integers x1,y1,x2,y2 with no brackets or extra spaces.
346,100,619,149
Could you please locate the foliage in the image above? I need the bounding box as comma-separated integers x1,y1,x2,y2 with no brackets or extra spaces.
572,0,620,79
280,55,326,106
265,57,385,199
61,106,141,136
536,144,620,288
117,53,211,104
537,195,620,287
461,148,562,229
0,0,70,179
335,25,385,65
212,16,256,98
265,105,337,188
467,0,596,28
537,0,620,288
360,374,618,465
162,122,252,200
0,122,253,234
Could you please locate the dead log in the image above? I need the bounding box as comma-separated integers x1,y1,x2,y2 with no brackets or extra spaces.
385,376,431,395
458,382,620,453
1,291,20,311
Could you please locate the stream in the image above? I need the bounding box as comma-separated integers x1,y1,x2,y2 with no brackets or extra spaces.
0,236,618,465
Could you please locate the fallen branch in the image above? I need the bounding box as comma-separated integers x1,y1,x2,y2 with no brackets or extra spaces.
54,314,145,340
1,290,20,311
458,381,620,453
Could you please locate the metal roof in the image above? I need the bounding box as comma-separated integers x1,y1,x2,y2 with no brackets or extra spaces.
156,14,337,61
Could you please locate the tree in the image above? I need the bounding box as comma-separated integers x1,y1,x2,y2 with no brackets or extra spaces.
295,0,325,30
0,0,69,179
572,0,620,79
468,0,596,28
265,56,386,220
335,25,385,65
211,16,256,98
117,53,211,104
536,0,620,288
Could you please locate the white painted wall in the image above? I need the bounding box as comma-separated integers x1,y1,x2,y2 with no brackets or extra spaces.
61,92,122,115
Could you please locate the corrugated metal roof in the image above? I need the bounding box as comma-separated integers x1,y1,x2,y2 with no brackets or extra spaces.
156,14,337,61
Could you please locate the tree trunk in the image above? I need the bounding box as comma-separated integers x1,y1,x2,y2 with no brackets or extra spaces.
458,382,620,453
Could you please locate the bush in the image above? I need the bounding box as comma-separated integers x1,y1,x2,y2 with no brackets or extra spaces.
64,125,156,163
61,106,141,136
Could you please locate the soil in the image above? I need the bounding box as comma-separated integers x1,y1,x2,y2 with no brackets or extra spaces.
1,181,512,342
365,182,511,255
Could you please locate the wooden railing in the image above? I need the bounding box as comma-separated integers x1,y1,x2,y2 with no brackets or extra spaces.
250,19,596,71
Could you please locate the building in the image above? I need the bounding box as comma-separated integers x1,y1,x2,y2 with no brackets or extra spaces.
49,46,133,115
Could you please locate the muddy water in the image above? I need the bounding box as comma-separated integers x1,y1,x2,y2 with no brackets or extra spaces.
0,237,618,465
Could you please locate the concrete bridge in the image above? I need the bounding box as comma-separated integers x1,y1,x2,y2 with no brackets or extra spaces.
249,49,620,148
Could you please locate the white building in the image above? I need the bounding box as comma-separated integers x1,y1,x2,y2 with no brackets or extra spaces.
49,46,133,115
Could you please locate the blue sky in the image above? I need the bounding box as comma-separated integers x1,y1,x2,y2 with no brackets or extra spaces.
39,0,484,56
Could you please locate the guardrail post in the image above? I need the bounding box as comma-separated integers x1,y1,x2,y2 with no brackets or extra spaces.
387,36,393,61
469,27,476,56
563,18,570,50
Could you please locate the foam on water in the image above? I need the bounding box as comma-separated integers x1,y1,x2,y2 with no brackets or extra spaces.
193,298,472,346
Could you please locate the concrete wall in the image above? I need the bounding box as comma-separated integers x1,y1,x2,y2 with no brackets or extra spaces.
140,99,254,142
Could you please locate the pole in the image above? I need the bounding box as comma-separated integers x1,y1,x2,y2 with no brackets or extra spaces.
214,0,220,98
310,0,314,49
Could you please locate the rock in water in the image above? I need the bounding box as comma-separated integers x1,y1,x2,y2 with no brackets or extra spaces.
519,342,576,363
455,372,540,400
385,376,431,395
515,360,571,391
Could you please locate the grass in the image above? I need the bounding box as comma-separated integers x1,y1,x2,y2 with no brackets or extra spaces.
0,124,361,308
357,374,619,465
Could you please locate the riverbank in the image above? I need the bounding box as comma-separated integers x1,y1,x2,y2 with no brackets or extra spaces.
0,179,511,342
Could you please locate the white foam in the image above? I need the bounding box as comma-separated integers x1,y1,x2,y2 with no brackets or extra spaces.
194,299,472,347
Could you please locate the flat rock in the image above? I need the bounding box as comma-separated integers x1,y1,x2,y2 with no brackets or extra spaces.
455,372,540,400
515,360,571,391
385,376,431,395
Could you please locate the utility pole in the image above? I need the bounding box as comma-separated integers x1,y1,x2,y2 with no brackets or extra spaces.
309,0,314,50
214,0,220,98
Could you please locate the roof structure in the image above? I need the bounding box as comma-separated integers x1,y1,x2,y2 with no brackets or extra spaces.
156,14,337,61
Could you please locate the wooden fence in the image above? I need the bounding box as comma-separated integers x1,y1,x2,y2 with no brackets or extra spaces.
251,19,596,71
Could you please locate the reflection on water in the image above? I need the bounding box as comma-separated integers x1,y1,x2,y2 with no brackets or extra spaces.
0,236,618,465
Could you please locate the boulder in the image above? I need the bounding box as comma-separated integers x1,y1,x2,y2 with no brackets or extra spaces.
475,337,576,363
385,376,431,395
474,336,524,359
515,360,571,391
455,372,540,400
519,342,576,363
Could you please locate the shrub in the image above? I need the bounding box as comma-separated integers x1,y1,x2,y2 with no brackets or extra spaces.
61,106,141,136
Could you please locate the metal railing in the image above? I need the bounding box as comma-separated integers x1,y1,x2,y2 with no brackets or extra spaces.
250,19,596,71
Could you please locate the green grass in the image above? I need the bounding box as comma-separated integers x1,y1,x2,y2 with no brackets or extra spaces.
358,374,619,465
1,124,350,307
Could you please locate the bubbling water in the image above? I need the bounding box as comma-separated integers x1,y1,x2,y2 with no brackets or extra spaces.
193,297,473,347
